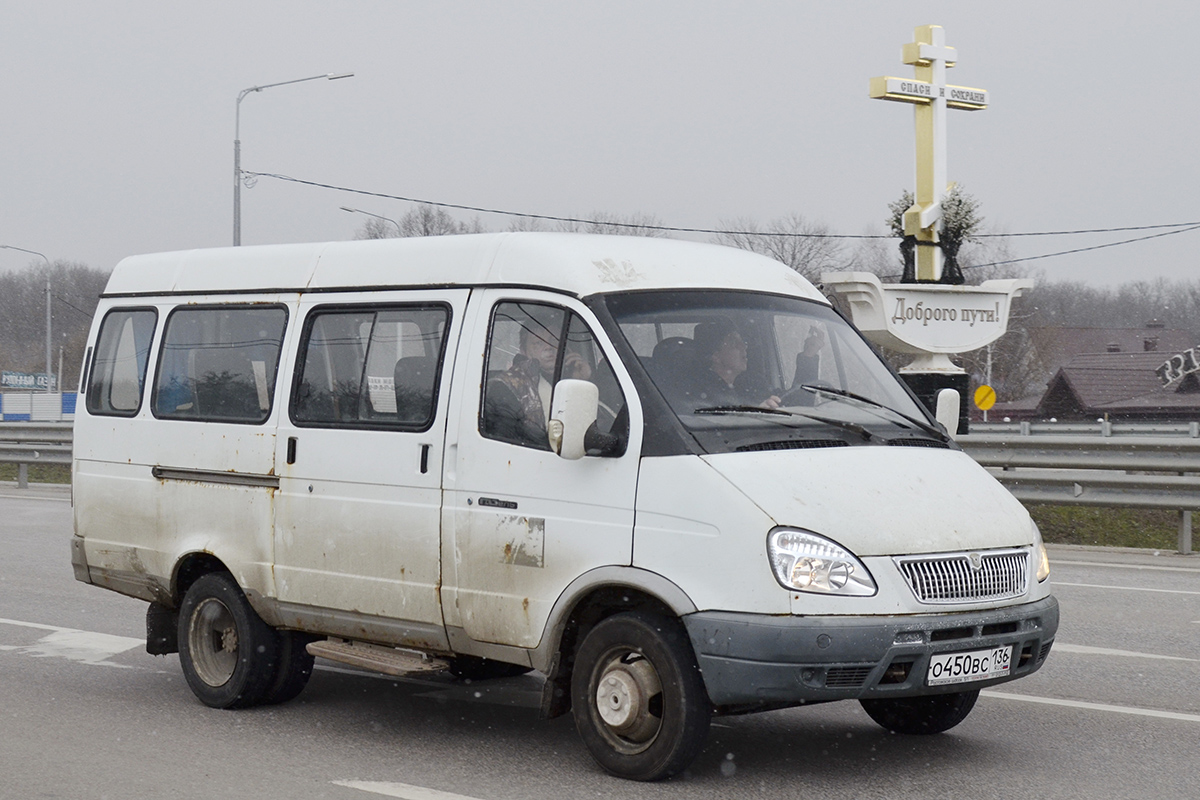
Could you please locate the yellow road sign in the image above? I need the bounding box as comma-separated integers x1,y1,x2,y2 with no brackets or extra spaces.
974,384,996,411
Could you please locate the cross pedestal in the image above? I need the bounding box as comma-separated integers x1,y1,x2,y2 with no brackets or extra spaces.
822,273,1032,432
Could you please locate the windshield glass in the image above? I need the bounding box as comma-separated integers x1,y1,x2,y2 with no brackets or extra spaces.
606,290,938,452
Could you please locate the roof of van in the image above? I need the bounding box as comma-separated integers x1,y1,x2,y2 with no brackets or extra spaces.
103,232,828,302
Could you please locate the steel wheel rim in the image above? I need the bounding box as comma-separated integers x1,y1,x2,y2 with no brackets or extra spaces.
188,597,238,687
591,647,664,755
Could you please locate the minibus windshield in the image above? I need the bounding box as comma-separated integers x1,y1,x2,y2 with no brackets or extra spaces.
605,290,939,451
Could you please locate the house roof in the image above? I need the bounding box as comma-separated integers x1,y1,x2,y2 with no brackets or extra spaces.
1041,350,1200,416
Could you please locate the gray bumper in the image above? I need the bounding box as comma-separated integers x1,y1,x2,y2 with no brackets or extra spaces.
684,596,1058,708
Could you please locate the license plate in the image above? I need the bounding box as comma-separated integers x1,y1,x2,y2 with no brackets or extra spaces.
927,645,1013,686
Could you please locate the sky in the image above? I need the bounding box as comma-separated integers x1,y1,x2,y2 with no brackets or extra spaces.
2,1,1198,286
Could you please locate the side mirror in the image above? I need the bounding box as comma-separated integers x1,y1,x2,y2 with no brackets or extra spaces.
935,388,961,439
548,379,599,460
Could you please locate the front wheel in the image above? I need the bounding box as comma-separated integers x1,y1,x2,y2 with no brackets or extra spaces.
177,572,280,709
571,612,711,781
860,689,980,735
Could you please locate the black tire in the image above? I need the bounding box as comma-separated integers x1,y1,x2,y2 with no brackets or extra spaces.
261,630,317,705
860,689,980,735
571,612,712,781
447,655,533,681
177,572,280,709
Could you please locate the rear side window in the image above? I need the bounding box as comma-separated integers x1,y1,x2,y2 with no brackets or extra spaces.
291,304,449,430
153,305,288,424
86,308,158,416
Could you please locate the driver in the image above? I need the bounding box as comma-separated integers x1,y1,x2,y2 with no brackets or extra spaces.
692,320,781,410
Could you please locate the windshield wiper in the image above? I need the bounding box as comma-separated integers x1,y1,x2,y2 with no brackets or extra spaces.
798,385,948,441
694,405,873,441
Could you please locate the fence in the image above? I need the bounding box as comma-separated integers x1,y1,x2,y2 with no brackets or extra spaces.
0,422,73,488
2,418,1197,553
0,391,77,422
959,422,1199,554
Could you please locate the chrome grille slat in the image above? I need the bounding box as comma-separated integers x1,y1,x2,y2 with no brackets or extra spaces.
895,549,1029,604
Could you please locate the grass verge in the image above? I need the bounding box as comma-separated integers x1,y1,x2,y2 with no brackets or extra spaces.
0,463,71,484
1028,504,1185,550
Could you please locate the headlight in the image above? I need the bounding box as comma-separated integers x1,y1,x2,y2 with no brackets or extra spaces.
767,528,877,596
1033,520,1051,582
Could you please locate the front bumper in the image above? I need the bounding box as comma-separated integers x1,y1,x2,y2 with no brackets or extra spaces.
684,595,1058,708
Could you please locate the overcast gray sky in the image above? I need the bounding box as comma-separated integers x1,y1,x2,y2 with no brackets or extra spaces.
2,1,1197,285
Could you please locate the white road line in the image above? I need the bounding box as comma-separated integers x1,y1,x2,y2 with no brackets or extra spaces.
0,617,74,633
1053,559,1200,574
333,780,486,800
1054,581,1200,596
982,690,1200,723
1052,643,1198,662
0,617,143,666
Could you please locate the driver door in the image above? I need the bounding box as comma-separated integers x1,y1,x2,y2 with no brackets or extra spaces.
441,290,641,649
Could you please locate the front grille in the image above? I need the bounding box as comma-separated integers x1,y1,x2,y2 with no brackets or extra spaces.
894,549,1029,604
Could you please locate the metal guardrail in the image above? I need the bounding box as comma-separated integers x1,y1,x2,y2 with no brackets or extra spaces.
960,423,1199,554
2,420,1196,553
0,422,73,489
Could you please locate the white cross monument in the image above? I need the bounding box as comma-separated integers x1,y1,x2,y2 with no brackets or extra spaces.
823,25,1031,434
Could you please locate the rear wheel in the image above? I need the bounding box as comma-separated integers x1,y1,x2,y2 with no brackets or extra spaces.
177,572,280,709
571,612,711,781
860,689,980,735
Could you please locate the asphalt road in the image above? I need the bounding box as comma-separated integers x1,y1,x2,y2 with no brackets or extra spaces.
3,486,1198,800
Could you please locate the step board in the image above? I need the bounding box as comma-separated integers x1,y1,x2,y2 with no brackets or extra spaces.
307,638,450,676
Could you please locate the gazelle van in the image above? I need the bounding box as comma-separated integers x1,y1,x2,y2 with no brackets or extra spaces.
71,233,1057,780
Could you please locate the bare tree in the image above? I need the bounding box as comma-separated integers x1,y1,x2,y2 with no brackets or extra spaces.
554,211,670,238
0,260,108,389
713,213,844,284
353,216,400,240
399,204,486,237
353,204,486,239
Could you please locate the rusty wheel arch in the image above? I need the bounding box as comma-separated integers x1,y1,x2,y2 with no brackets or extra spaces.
171,553,231,607
542,585,678,719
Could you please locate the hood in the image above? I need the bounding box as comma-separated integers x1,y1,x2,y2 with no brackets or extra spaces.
700,446,1032,557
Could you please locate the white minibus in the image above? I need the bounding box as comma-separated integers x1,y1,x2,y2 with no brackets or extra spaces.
71,233,1056,780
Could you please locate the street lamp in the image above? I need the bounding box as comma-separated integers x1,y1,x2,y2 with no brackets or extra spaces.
340,206,402,237
0,245,53,392
234,72,355,246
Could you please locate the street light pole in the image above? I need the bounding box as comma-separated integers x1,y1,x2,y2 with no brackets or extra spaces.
1,245,53,391
234,72,355,246
340,206,402,237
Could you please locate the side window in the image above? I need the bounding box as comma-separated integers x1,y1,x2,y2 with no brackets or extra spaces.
86,308,157,416
481,301,625,452
291,305,449,430
153,305,288,424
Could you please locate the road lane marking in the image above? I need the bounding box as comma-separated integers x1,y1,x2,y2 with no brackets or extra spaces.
333,781,486,800
982,690,1200,723
1054,581,1200,596
0,617,142,667
1053,559,1200,574
1052,643,1197,662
